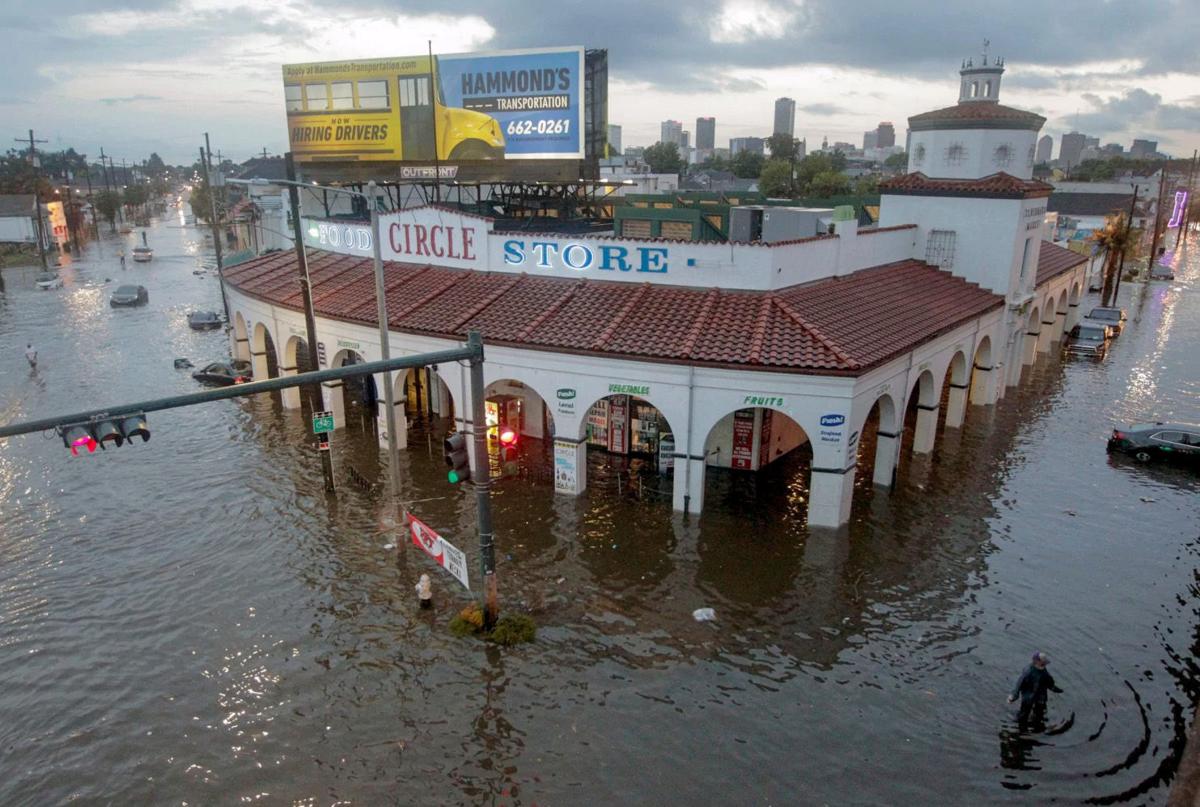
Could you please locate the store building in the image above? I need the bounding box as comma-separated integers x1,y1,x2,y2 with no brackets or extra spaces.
222,52,1086,528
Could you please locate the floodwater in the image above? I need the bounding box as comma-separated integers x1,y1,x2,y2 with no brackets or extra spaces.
1,212,1199,805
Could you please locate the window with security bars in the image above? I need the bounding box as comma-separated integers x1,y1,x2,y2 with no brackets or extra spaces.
925,230,956,268
945,143,967,165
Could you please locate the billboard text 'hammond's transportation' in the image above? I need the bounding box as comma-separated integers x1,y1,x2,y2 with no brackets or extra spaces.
282,47,584,164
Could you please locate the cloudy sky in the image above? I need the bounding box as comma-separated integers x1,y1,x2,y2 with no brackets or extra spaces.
3,0,1199,165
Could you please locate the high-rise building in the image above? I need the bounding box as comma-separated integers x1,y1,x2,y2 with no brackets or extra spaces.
1131,139,1159,157
607,124,622,155
729,137,765,156
1035,134,1052,164
1059,132,1086,167
696,117,716,151
1083,136,1100,149
876,122,896,148
680,131,690,151
863,130,878,150
773,97,796,137
660,120,683,147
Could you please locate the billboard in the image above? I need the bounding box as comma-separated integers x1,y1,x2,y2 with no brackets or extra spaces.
283,47,584,164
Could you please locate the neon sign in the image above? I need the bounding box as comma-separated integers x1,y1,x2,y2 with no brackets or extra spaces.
1168,190,1188,228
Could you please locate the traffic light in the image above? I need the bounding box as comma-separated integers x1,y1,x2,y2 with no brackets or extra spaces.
498,427,518,466
444,432,470,484
60,412,150,455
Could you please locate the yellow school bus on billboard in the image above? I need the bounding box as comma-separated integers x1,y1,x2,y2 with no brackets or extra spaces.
282,56,505,163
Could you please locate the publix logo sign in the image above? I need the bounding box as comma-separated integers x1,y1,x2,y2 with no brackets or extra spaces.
555,387,576,415
556,388,576,400
819,414,845,427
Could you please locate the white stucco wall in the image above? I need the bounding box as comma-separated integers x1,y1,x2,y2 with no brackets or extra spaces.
908,127,1038,180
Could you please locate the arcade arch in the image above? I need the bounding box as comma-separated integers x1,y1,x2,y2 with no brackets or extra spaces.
328,348,378,432
280,335,314,410
232,312,250,363
969,335,994,405
699,406,812,521
1021,305,1041,367
250,322,279,391
904,369,940,456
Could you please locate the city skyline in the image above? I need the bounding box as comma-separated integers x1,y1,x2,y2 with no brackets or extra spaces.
2,0,1199,164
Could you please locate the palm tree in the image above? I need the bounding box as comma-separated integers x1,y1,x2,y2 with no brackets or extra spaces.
1089,211,1132,307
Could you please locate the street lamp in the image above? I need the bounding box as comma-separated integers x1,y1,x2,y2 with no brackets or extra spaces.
228,173,401,508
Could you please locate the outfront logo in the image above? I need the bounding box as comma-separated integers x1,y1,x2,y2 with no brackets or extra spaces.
819,413,846,428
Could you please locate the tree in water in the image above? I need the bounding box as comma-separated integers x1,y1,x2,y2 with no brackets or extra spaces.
1089,211,1134,306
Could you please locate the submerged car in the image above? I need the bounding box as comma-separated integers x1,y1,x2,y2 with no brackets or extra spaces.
110,284,149,307
132,246,153,262
187,310,223,330
1087,306,1126,333
1108,423,1200,465
35,272,62,289
191,361,251,386
1065,320,1109,357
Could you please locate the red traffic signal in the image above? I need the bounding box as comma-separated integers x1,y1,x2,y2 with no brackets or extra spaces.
59,412,150,455
498,427,517,447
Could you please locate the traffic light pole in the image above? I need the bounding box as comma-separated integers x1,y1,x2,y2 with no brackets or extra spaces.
369,180,401,513
466,331,499,626
0,343,480,441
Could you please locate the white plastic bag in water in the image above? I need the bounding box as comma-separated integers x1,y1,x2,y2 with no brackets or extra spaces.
692,608,716,622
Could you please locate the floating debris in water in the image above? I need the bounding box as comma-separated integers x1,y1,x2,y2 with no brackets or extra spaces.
692,608,716,622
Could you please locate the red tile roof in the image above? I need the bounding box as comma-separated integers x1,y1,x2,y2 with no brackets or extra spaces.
880,172,1054,199
1035,241,1087,287
908,102,1046,131
224,253,1002,376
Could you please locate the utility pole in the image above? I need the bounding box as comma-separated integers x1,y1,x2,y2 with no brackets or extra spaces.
286,151,337,493
200,144,232,326
83,164,98,238
428,40,442,203
1180,150,1199,249
1146,163,1170,272
467,330,499,626
15,129,49,269
368,179,401,512
1110,184,1138,304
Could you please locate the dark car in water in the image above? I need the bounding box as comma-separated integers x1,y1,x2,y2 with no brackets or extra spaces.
1065,320,1110,357
110,284,149,307
1107,423,1200,465
1088,306,1126,333
187,310,223,330
191,361,251,386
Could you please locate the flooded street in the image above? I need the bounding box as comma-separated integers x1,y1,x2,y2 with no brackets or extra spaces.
2,214,1199,803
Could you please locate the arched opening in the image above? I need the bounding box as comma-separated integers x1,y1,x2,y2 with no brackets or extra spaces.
902,369,939,457
701,407,812,522
250,322,279,386
281,335,314,411
1067,283,1083,330
855,393,900,491
399,366,455,451
233,311,250,362
1022,305,1040,367
969,335,994,405
483,378,555,483
1054,290,1069,341
578,393,677,503
330,348,378,434
1036,298,1058,354
940,351,970,430
971,81,979,98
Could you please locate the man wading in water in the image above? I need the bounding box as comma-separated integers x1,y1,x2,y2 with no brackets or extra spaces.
1007,651,1063,729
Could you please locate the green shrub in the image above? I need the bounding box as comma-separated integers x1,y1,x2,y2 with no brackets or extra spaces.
488,614,536,646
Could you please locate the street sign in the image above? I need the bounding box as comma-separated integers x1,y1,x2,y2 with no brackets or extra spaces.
312,411,334,434
407,512,470,590
318,434,330,451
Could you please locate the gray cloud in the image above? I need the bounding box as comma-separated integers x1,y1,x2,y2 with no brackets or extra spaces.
98,94,164,106
800,103,847,116
1067,88,1200,143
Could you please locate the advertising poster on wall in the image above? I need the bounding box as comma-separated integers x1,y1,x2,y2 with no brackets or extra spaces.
554,440,577,493
282,47,584,164
732,409,755,470
607,395,629,455
758,409,774,468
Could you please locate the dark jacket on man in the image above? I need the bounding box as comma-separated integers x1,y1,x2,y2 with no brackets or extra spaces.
1011,664,1062,705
